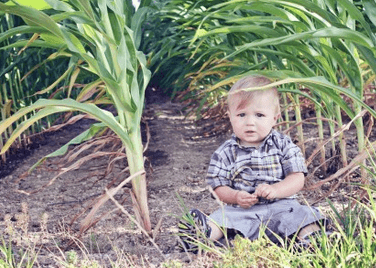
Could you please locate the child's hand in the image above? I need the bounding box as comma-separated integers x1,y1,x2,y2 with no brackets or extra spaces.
255,184,278,200
235,191,258,209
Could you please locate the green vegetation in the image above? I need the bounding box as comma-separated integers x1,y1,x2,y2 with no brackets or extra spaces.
0,0,153,231
150,0,376,149
0,236,36,268
1,0,376,266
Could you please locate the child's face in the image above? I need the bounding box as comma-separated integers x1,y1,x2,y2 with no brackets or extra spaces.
228,91,279,147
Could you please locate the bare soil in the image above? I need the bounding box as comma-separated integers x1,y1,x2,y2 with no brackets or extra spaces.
0,96,370,267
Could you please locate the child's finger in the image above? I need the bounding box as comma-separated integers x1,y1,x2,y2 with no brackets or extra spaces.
255,184,266,193
255,188,265,197
245,196,258,202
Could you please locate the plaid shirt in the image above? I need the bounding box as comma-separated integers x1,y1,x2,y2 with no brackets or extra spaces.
206,129,307,197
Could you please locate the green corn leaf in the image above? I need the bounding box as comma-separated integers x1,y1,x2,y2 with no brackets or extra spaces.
0,25,47,43
226,27,373,61
240,2,307,24
30,122,107,170
117,35,130,76
209,0,339,25
0,3,64,39
71,0,96,21
338,0,376,45
76,79,104,102
68,66,81,98
363,0,376,28
279,88,329,116
247,48,316,77
40,33,67,46
268,76,375,118
124,26,138,72
0,98,133,153
227,16,308,31
44,0,75,12
61,30,86,54
0,39,63,50
131,7,151,49
33,65,74,96
97,0,116,43
270,0,339,24
108,11,123,45
4,0,52,10
0,107,71,154
191,25,281,45
50,11,93,25
356,44,376,78
321,43,361,90
140,0,152,9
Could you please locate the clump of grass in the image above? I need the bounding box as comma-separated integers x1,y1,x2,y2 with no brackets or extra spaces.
59,249,101,268
0,236,37,268
217,232,310,268
213,189,376,267
214,206,376,268
301,193,376,267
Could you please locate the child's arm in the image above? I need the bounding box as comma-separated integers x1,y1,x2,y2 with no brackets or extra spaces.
254,172,305,200
214,186,258,209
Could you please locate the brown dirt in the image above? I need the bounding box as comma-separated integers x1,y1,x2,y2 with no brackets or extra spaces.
0,98,370,267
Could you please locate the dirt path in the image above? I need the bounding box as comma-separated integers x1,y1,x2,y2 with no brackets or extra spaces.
0,101,230,266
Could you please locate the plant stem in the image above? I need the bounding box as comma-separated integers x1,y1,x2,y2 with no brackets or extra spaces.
282,93,290,130
125,122,151,232
335,104,348,166
294,94,305,156
316,104,326,172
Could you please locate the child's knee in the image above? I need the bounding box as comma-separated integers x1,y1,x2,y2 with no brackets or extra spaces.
208,221,224,241
297,223,321,238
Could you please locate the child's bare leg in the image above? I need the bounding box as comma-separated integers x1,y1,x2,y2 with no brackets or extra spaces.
297,223,321,238
208,221,224,241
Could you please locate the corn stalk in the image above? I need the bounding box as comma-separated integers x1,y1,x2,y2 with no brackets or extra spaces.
0,0,153,231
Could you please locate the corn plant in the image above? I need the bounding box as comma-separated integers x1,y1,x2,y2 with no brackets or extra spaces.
148,0,376,176
0,0,154,231
0,13,57,161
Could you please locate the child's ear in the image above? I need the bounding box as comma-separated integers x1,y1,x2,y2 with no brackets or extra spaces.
274,113,281,122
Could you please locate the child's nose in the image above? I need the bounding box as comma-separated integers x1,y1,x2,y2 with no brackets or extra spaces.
246,116,255,125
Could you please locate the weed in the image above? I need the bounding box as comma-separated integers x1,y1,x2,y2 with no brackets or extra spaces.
0,236,37,268
161,260,184,268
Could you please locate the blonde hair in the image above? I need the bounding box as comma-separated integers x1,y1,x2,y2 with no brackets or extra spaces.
227,75,280,115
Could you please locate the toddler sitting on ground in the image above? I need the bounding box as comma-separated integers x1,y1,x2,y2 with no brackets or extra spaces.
179,75,329,252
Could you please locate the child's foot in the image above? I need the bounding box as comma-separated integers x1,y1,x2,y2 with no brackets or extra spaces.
178,209,212,253
295,230,333,250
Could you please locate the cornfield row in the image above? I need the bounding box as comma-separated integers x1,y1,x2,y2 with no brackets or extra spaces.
142,0,376,185
1,0,376,233
0,13,74,162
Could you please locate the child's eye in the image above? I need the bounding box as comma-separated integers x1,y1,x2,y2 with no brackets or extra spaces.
256,113,265,117
237,113,246,117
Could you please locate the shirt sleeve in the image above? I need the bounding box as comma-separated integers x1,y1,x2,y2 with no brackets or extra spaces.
206,146,233,190
280,135,308,176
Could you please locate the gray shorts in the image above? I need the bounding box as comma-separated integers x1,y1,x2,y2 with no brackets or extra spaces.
209,198,326,242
